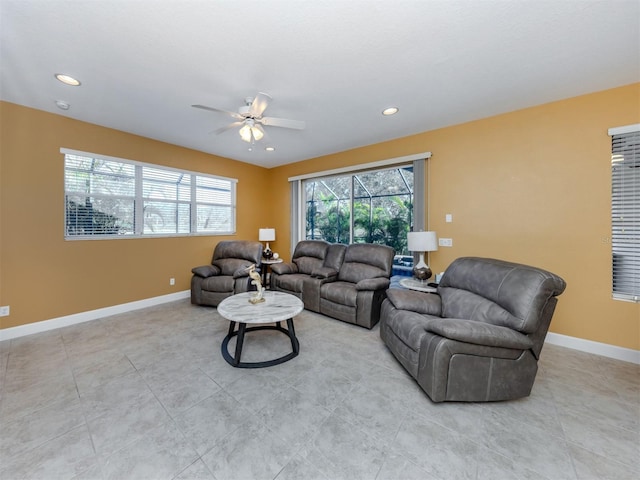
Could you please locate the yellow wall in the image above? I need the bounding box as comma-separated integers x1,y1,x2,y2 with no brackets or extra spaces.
0,102,268,329
269,84,640,351
2,84,639,351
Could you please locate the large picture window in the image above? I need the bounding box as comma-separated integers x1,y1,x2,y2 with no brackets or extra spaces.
63,149,236,238
303,166,414,255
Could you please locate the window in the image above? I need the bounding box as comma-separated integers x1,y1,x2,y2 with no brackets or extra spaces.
609,125,640,302
63,149,236,238
290,153,429,264
303,166,414,255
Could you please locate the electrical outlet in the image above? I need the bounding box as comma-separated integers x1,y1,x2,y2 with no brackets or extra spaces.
0,305,10,317
439,238,453,247
169,278,175,286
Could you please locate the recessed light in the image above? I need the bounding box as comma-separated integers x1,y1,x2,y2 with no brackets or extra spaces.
55,74,81,86
265,146,275,152
55,100,70,110
382,107,399,116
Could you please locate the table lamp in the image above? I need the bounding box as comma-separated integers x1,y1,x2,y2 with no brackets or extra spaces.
259,228,276,259
407,231,438,281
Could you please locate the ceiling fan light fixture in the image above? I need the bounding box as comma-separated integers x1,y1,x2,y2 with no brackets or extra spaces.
239,120,265,143
252,125,264,141
239,123,253,142
194,92,304,143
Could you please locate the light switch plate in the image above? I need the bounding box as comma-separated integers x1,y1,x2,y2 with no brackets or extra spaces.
439,238,453,247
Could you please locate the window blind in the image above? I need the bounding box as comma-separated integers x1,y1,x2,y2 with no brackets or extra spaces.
610,125,640,302
62,149,236,238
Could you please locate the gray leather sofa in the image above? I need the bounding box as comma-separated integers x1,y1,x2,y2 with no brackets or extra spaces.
271,241,394,328
270,240,347,312
191,240,263,307
380,257,566,402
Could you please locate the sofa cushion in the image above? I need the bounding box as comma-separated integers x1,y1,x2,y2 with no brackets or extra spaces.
338,243,394,284
356,277,390,291
439,257,566,333
201,275,235,293
321,281,358,307
295,256,325,275
339,262,387,284
439,288,517,329
291,240,329,275
271,262,297,275
213,258,254,277
386,288,442,316
424,318,534,350
212,240,263,265
324,243,347,270
275,273,308,294
191,265,220,278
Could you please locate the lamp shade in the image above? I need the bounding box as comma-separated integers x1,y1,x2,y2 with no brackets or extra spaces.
259,228,276,242
407,231,438,252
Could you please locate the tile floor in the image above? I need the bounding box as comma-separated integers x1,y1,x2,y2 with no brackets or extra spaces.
0,299,638,480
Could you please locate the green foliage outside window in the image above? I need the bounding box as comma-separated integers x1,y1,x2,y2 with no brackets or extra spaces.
305,167,413,255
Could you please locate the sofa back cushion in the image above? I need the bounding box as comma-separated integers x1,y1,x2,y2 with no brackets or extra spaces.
293,240,329,275
212,241,263,275
438,257,566,333
338,243,394,284
323,243,347,271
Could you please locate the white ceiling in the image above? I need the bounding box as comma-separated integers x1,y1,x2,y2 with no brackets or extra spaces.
1,1,639,168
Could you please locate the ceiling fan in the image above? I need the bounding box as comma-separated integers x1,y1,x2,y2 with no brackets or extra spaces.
192,92,305,143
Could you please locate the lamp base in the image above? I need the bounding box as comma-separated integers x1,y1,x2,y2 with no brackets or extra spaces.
412,266,432,281
263,244,273,260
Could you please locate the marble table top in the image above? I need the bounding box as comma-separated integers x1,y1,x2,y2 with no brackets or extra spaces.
217,291,304,324
399,277,438,293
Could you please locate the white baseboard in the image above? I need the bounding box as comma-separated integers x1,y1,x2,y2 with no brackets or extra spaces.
1,295,638,365
545,332,640,365
0,290,191,342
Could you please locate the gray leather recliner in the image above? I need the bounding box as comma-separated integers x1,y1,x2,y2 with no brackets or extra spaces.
190,240,263,307
380,257,566,402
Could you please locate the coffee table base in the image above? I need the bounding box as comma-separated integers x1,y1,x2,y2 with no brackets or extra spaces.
221,319,299,368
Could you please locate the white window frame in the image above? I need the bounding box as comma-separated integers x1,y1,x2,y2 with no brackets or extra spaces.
62,148,237,239
608,124,640,302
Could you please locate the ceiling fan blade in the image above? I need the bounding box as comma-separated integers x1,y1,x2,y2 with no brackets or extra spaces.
260,116,306,130
211,121,244,135
249,92,272,118
192,104,244,120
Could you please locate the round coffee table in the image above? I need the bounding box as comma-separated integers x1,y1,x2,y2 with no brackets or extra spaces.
217,291,304,368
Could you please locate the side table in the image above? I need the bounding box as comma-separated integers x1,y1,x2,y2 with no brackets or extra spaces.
261,258,283,288
399,277,438,293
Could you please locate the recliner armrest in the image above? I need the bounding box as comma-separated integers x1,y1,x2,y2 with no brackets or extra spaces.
386,288,442,315
311,266,338,279
271,262,297,275
191,265,220,278
356,277,390,291
424,318,534,350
